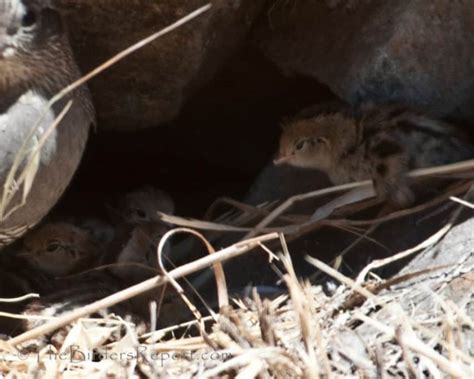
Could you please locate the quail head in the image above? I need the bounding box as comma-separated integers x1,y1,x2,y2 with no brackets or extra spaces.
114,186,175,225
19,222,101,277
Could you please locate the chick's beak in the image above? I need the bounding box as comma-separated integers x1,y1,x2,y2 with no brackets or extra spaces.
0,32,14,59
0,32,7,54
273,154,289,166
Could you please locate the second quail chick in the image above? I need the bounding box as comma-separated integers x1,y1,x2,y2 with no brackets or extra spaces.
100,222,191,327
77,217,116,245
104,186,175,282
99,187,190,326
275,106,474,206
102,222,170,284
114,186,175,225
19,222,102,277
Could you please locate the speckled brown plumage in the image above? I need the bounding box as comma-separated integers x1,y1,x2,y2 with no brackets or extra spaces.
19,222,102,276
275,105,474,206
0,0,94,248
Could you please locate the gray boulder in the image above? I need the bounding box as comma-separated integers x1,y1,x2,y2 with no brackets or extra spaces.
255,0,474,123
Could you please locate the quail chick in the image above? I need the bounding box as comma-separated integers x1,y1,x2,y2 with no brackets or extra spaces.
114,186,175,225
103,189,191,326
19,222,102,277
275,106,474,206
107,223,191,327
104,186,175,282
102,222,170,284
0,221,100,334
22,220,188,335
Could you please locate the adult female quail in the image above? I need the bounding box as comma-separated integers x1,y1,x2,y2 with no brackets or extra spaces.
0,0,94,247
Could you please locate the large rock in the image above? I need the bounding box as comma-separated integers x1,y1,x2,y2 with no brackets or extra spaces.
254,0,474,124
56,0,266,131
244,164,331,206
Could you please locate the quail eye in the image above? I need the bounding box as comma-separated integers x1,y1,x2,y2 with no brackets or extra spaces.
295,140,306,150
134,209,147,219
21,10,37,28
316,137,327,144
46,242,60,253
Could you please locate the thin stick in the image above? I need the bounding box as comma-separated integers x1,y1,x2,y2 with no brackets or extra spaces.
50,4,212,105
0,311,132,324
159,213,256,232
8,233,278,346
355,222,453,285
0,293,39,303
304,255,381,306
205,197,296,223
333,223,381,271
450,196,474,209
142,315,215,342
310,186,376,221
157,229,217,330
244,181,373,239
165,228,229,310
244,159,474,239
340,181,471,227
0,101,73,220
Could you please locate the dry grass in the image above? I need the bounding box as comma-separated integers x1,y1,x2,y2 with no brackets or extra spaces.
2,180,474,377
0,225,472,378
0,173,473,377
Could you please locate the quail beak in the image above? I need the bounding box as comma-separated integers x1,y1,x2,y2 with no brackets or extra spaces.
273,154,290,166
0,34,15,59
0,37,7,58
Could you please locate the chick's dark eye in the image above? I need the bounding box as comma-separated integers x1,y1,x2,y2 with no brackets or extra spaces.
46,242,60,252
134,209,147,219
22,10,37,27
295,140,305,150
316,137,327,144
